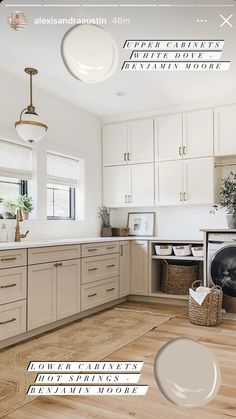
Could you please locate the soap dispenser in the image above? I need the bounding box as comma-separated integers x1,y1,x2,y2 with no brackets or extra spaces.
0,224,8,242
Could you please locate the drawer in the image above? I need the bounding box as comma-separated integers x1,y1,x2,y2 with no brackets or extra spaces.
0,267,26,305
82,254,119,284
81,277,119,311
28,245,81,265
0,249,27,269
0,300,26,341
82,242,119,258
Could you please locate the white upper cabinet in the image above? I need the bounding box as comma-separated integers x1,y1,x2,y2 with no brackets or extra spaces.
103,118,154,166
155,114,183,161
103,123,128,166
103,166,129,207
214,104,236,156
183,157,214,205
130,163,154,207
103,163,154,208
155,160,183,206
128,118,154,164
183,109,214,158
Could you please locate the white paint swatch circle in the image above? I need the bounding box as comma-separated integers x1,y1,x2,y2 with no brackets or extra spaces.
154,338,221,407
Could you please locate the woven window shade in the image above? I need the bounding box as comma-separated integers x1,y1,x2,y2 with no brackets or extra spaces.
47,152,79,187
0,140,32,180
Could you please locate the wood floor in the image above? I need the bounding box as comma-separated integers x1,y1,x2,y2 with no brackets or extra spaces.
3,301,236,419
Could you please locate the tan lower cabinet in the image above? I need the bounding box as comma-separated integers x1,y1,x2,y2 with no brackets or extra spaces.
28,262,57,330
119,242,131,297
0,300,26,340
131,241,149,296
28,259,81,330
81,277,119,311
56,260,80,320
0,267,26,305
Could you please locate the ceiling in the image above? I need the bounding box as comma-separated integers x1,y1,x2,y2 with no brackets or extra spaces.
0,0,236,118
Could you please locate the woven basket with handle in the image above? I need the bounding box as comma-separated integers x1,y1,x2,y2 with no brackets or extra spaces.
189,280,223,327
161,260,198,295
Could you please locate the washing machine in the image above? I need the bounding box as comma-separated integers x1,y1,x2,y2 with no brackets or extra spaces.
207,232,236,313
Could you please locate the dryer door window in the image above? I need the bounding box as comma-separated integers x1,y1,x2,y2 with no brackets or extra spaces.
211,245,236,297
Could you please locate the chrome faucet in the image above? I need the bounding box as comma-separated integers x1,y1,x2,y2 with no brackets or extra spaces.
15,209,29,242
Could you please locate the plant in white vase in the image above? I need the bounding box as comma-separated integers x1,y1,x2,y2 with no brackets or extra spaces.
18,195,34,220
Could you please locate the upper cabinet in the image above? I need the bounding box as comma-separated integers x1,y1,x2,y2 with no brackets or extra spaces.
183,109,214,158
155,109,214,161
155,114,183,161
103,118,154,166
214,104,236,156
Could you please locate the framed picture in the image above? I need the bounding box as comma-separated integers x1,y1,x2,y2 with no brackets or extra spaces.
127,212,155,236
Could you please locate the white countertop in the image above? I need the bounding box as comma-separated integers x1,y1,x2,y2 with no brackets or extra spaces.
0,236,203,251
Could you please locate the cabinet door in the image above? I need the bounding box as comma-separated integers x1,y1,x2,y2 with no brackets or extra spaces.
214,105,236,155
183,109,213,158
131,241,149,296
131,163,154,207
183,157,214,205
155,114,183,161
103,166,130,207
28,263,56,331
103,123,128,166
155,160,183,206
119,242,130,297
56,260,80,320
128,118,154,164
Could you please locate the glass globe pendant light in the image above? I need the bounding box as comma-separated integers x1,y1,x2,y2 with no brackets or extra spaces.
61,25,118,83
15,68,48,143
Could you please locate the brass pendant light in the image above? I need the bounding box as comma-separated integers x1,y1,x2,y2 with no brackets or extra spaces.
15,68,48,143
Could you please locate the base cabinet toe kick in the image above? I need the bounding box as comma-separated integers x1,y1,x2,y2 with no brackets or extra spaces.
0,240,133,348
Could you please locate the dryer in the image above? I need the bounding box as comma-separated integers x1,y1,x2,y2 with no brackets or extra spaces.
207,232,236,313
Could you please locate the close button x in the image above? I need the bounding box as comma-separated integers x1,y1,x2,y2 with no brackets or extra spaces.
220,14,233,27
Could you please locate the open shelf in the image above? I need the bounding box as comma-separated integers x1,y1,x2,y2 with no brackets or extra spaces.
152,255,203,262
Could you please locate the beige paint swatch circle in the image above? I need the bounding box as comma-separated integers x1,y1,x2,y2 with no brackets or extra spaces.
154,338,221,407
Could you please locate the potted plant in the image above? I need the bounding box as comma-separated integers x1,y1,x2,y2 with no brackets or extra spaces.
2,198,17,219
18,195,34,220
98,206,112,237
211,171,236,228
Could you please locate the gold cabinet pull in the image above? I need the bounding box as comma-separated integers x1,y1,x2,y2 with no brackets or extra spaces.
0,318,16,325
107,246,115,250
127,152,131,161
107,264,115,268
88,267,98,271
183,146,186,155
106,288,115,292
124,153,127,161
87,249,97,252
183,192,187,201
179,192,183,202
1,257,17,262
178,146,182,156
88,293,97,298
0,283,17,289
120,245,123,257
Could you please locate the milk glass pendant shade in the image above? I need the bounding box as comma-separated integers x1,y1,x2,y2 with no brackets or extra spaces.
61,25,119,83
15,68,48,143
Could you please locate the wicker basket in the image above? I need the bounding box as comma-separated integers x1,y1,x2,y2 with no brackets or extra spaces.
161,260,198,295
189,280,223,327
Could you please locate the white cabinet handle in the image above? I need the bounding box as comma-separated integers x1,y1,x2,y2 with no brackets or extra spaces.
0,283,17,289
0,318,16,325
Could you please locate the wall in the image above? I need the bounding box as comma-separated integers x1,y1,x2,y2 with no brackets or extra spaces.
110,206,227,240
0,69,102,240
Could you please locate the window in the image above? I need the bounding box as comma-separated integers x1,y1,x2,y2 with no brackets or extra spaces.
47,152,79,220
0,140,32,217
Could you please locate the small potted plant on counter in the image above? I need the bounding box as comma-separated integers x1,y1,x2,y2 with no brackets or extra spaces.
18,194,34,220
98,206,112,237
1,198,17,219
211,171,236,228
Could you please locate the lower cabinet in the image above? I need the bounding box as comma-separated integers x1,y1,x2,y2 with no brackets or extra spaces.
131,241,149,296
119,241,131,297
0,300,26,340
28,259,80,331
81,277,119,311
